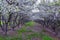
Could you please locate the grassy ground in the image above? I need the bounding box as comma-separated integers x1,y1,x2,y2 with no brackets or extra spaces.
0,21,58,40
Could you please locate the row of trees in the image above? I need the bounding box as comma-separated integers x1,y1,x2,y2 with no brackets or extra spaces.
0,0,60,36
0,11,30,35
34,14,60,36
0,0,33,35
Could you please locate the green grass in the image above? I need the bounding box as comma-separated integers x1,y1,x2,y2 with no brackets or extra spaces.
0,30,54,40
0,21,54,40
17,21,54,40
42,35,53,40
17,27,33,33
0,36,5,40
0,36,23,40
25,21,35,27
17,21,35,34
26,32,54,40
26,33,41,40
40,33,54,40
7,36,22,40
